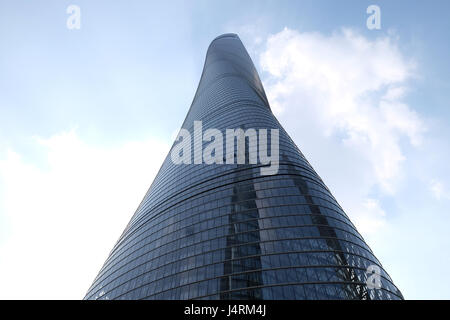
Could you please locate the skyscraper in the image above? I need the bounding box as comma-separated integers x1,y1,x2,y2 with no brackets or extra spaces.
84,33,403,300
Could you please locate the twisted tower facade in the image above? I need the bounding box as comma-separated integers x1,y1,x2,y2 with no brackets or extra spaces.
84,34,403,300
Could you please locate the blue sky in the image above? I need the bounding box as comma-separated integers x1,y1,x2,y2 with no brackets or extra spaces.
0,0,449,299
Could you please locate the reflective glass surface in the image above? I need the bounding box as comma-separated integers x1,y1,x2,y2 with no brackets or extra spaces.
84,34,403,300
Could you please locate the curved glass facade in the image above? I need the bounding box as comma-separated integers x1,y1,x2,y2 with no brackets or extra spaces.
84,34,403,300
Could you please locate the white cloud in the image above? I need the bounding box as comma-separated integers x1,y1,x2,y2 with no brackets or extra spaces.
259,27,425,232
351,198,387,235
260,27,424,192
429,179,449,200
0,130,170,299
